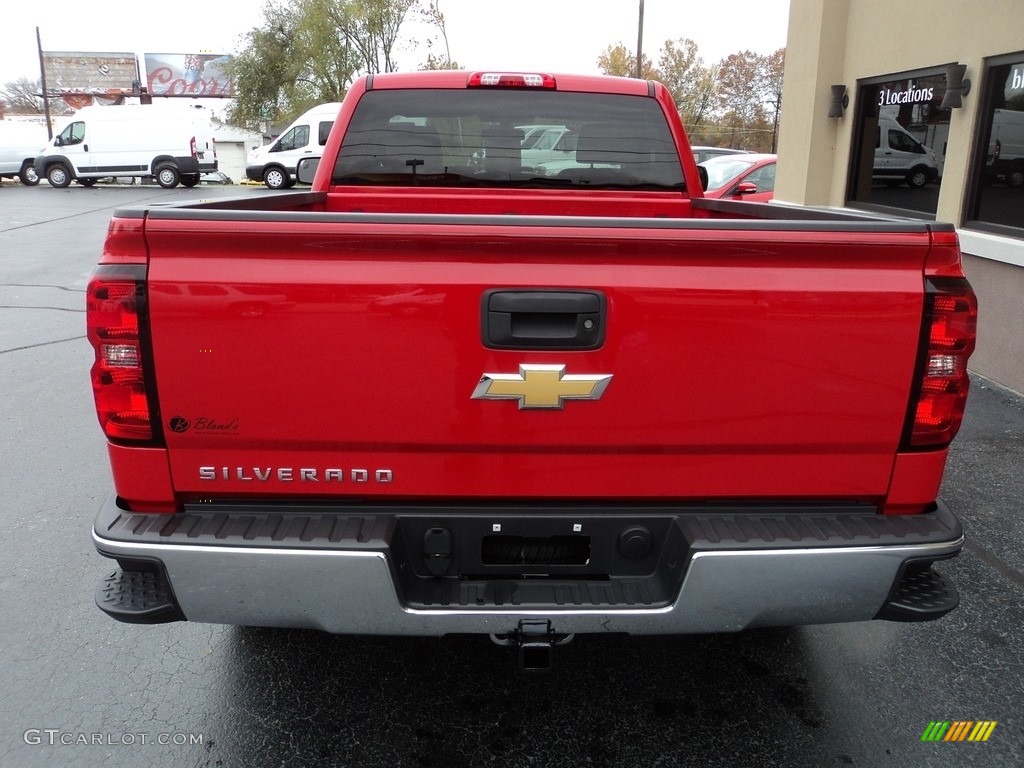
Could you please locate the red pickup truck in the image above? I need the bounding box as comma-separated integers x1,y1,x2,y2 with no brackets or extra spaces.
89,71,977,669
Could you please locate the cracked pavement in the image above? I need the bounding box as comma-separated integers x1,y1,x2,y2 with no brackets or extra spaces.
1,183,1022,768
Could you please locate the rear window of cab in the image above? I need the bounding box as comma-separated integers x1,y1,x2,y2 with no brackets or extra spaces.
333,89,685,190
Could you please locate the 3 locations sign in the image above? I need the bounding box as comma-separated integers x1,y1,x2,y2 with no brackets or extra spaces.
144,53,234,97
878,83,936,107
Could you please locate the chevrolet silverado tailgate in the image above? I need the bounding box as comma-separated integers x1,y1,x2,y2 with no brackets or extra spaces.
144,214,930,502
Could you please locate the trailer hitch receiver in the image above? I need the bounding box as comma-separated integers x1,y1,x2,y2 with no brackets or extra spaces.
487,619,575,672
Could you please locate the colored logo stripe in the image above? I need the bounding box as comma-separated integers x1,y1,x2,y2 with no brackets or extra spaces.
945,722,973,742
968,722,998,742
921,721,997,742
921,722,949,741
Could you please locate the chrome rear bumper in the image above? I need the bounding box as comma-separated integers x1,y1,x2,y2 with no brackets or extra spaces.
93,496,963,634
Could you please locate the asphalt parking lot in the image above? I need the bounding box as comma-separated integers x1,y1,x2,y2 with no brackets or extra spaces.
1,182,1022,768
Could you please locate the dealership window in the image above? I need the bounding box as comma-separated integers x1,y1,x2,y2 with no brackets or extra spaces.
965,53,1024,238
847,69,952,217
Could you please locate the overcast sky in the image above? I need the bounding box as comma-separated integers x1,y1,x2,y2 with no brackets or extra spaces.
1,0,790,86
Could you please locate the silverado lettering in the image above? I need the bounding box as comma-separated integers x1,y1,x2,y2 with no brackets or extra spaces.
87,70,977,670
198,467,393,483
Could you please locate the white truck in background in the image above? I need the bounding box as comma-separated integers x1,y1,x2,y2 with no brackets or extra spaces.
245,102,342,189
0,120,48,186
35,104,217,188
874,117,940,188
987,108,1024,187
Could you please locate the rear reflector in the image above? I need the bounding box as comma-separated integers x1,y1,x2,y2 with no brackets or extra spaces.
87,265,156,442
903,279,978,449
467,72,556,89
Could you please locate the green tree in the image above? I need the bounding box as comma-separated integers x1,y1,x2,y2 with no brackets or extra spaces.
228,0,423,129
228,3,306,127
322,0,417,74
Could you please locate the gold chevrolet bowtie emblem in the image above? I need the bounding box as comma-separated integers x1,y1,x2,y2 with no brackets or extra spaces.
472,364,612,409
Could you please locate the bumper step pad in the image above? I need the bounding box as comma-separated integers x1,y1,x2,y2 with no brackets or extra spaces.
876,566,959,622
96,569,185,624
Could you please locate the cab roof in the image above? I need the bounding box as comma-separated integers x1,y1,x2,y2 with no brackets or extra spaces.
364,70,655,97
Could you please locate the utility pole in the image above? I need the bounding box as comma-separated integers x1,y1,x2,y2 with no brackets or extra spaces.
36,27,53,139
636,0,645,79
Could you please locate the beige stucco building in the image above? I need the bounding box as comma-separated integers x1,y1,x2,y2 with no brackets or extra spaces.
776,0,1024,393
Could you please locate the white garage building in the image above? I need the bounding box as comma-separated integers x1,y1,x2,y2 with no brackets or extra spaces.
211,124,266,184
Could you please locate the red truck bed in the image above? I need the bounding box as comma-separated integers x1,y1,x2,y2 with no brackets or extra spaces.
88,72,976,662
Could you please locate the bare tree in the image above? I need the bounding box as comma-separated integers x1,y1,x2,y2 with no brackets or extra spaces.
0,78,70,116
717,51,767,127
762,48,786,152
418,1,459,69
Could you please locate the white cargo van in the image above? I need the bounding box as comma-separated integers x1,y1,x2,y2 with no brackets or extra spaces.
245,103,341,189
35,104,217,188
988,108,1024,187
873,118,939,188
0,120,48,185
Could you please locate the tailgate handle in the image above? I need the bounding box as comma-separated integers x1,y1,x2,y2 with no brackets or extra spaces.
483,290,605,350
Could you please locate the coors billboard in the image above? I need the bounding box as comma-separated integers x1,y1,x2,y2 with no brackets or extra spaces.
145,53,234,97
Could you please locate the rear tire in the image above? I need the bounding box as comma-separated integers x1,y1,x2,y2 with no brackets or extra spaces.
46,164,72,188
1007,167,1024,188
181,174,200,188
19,163,40,186
80,178,97,187
156,165,180,189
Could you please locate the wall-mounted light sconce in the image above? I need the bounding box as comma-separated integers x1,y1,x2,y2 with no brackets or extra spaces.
828,84,849,118
941,63,971,109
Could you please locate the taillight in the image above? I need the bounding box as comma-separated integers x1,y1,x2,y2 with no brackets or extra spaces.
903,279,978,449
467,72,556,89
190,136,197,158
87,265,158,442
